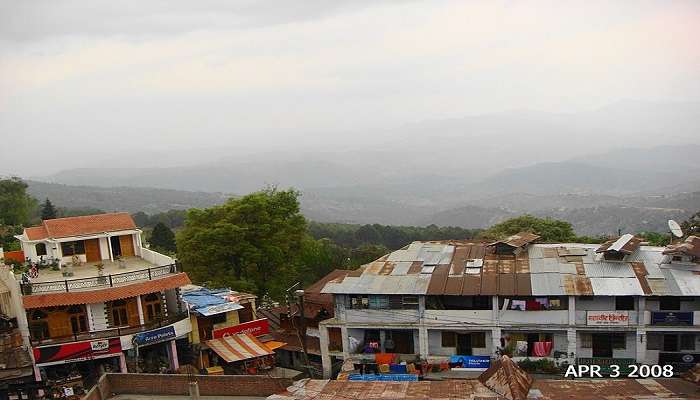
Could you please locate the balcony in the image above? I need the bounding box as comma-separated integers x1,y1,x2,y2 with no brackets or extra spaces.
344,309,420,324
30,311,189,347
20,259,179,295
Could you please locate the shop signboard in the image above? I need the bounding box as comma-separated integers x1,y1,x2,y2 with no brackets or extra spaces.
133,325,176,346
34,338,121,365
348,374,418,381
586,311,630,326
651,312,693,326
213,318,270,339
449,355,491,369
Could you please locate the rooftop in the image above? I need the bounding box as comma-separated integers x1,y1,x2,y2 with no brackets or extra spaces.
22,212,137,241
322,238,700,297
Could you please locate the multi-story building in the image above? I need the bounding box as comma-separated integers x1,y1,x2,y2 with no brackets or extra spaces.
318,233,700,378
8,213,192,392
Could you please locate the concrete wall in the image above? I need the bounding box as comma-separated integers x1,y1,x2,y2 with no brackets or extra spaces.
344,309,420,324
423,310,493,326
499,310,569,325
576,296,616,311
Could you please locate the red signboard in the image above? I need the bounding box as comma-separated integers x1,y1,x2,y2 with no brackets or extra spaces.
33,338,122,365
212,318,270,339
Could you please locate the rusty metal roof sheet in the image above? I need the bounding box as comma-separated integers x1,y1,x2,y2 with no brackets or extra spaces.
583,262,636,278
596,234,643,254
488,231,541,249
589,277,644,295
663,235,700,258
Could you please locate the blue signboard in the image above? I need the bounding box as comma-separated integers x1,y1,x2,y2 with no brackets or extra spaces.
348,374,418,382
652,312,693,326
133,326,176,346
450,355,491,369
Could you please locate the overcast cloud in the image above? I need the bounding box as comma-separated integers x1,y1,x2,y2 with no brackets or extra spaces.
1,0,699,176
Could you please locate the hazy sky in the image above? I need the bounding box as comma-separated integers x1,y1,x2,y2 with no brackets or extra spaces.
1,0,699,176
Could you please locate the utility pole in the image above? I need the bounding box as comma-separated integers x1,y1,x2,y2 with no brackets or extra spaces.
286,283,313,378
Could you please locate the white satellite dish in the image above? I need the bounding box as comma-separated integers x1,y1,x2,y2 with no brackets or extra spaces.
668,220,683,238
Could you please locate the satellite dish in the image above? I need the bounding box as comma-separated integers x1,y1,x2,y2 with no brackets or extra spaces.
668,220,683,238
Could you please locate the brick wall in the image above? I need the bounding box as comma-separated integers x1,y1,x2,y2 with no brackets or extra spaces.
83,373,293,399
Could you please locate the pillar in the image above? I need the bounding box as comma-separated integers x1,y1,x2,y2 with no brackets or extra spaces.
418,327,429,359
136,295,145,325
566,328,577,362
320,325,332,378
340,326,350,358
491,328,501,358
167,339,180,371
492,296,499,322
107,235,114,262
568,296,576,325
379,330,387,353
635,329,646,363
119,353,128,373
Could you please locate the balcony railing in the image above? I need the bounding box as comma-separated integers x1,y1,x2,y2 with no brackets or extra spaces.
30,311,189,347
20,263,178,295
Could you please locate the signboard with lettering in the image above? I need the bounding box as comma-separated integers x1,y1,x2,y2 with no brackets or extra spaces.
133,326,176,346
213,318,270,339
651,312,693,326
586,311,630,326
34,338,121,366
449,355,491,369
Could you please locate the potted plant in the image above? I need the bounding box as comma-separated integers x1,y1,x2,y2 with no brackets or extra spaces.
62,262,74,277
96,262,107,284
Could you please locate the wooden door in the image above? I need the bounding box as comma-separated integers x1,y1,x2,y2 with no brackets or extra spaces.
47,311,72,338
84,239,101,262
126,297,141,326
119,235,135,257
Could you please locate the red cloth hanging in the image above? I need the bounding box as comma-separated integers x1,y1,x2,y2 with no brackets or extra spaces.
532,341,553,357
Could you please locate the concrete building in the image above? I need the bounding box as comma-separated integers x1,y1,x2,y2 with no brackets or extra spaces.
318,233,700,378
8,213,193,395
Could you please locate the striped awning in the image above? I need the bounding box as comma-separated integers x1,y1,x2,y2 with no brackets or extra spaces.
206,333,274,363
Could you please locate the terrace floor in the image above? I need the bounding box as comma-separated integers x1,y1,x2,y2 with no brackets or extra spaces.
31,256,159,283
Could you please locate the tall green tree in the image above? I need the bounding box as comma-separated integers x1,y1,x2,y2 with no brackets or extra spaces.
0,177,37,226
177,188,307,299
150,222,176,252
40,198,58,220
479,214,577,242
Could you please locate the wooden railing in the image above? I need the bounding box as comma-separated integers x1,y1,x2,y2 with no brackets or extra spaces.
20,263,178,295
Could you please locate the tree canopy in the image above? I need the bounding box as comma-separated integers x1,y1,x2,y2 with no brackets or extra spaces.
149,222,176,252
40,198,58,220
479,214,578,242
177,188,307,299
0,177,37,226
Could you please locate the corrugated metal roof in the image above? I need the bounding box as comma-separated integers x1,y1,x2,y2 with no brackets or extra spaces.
320,240,699,297
590,277,644,295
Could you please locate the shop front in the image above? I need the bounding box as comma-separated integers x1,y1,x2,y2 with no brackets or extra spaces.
206,332,276,375
33,338,124,397
647,332,700,372
120,317,192,373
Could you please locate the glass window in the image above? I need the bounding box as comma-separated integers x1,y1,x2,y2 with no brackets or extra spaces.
61,241,85,256
368,295,389,310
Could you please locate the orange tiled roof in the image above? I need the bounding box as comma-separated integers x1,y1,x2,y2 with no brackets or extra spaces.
23,273,191,308
25,213,137,240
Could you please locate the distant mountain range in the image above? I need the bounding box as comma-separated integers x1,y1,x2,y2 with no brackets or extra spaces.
20,100,700,236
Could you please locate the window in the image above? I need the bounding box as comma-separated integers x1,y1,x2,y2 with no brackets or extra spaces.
660,297,681,311
612,334,626,349
70,315,87,333
35,243,47,256
142,293,163,322
110,299,129,327
471,332,486,348
581,333,592,348
681,334,695,351
442,332,456,347
368,295,389,310
615,296,635,311
647,333,662,350
61,241,85,256
402,296,419,310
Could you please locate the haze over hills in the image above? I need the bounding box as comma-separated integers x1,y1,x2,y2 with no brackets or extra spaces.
14,102,700,236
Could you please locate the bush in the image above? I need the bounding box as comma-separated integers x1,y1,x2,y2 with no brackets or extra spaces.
516,358,560,374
